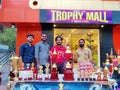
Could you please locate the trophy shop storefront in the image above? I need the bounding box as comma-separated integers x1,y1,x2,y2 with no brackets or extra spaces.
13,9,119,90
40,9,113,67
53,25,100,69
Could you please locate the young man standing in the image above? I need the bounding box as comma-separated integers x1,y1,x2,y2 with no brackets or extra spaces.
76,39,92,63
35,33,50,72
19,34,35,69
50,36,66,74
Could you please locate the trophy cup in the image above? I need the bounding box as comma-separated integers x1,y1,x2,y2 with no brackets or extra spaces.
45,63,50,80
10,55,19,81
28,70,33,80
97,68,102,81
26,63,30,70
10,55,19,70
63,61,74,81
50,63,59,80
31,63,35,70
21,63,24,70
38,65,43,80
103,71,108,81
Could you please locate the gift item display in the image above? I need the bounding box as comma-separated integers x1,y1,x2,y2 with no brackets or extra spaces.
19,70,33,81
50,63,59,80
63,62,74,80
103,49,120,80
77,62,94,81
6,48,120,90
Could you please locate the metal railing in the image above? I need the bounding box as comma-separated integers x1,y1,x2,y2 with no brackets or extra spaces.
0,47,16,68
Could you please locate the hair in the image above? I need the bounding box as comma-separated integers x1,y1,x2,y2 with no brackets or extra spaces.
27,34,34,38
55,36,63,41
41,33,47,36
79,39,85,43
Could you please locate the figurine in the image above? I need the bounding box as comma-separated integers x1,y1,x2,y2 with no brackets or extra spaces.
97,72,102,81
38,65,43,80
103,71,108,81
26,63,30,70
31,63,35,70
50,63,58,80
21,63,24,70
97,71,102,81
45,63,50,79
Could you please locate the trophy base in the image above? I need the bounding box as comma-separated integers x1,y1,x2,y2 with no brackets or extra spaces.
77,78,80,81
103,79,108,81
85,78,88,81
45,77,49,80
93,78,96,81
50,72,58,80
28,77,32,80
63,71,74,81
38,78,42,80
24,78,27,81
18,78,22,81
97,79,101,81
81,78,84,81
90,78,92,81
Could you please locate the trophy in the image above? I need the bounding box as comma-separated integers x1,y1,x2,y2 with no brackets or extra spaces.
45,63,50,80
97,68,102,81
31,63,35,70
10,55,19,70
7,82,11,90
28,70,33,80
38,65,43,80
21,63,24,70
13,69,18,81
10,55,19,81
65,46,73,61
103,71,108,81
26,63,30,70
50,63,59,80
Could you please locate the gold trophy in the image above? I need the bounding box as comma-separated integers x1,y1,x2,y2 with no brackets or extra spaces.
38,65,43,80
10,55,19,70
10,55,19,81
45,63,50,80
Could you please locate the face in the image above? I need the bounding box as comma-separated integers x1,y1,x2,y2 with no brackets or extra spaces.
27,36,34,43
41,34,47,41
79,39,85,48
56,38,62,45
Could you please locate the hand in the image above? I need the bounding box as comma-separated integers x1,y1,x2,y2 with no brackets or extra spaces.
37,64,40,69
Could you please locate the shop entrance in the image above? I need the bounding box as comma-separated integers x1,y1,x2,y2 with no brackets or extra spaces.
53,24,100,71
